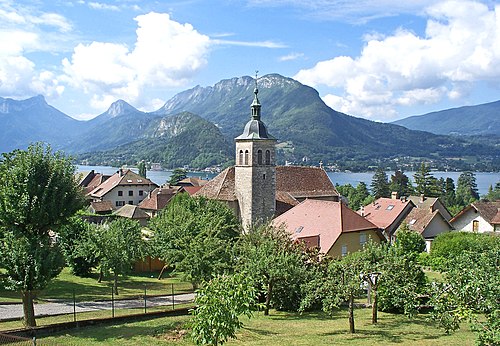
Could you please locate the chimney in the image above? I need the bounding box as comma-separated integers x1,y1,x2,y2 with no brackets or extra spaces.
360,206,365,217
420,194,425,203
391,191,398,200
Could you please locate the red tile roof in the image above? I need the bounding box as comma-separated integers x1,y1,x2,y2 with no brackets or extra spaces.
177,177,209,187
88,169,157,198
183,186,202,196
90,200,114,213
273,199,379,254
361,198,414,230
138,186,183,211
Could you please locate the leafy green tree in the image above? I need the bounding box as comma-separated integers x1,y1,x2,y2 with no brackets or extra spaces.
456,171,479,206
430,248,499,345
371,167,390,198
302,253,365,333
167,168,187,185
82,218,147,294
0,143,84,327
150,194,239,288
337,183,372,210
58,216,98,277
138,160,147,178
393,223,426,260
483,181,500,201
190,273,258,346
236,224,307,315
389,170,413,197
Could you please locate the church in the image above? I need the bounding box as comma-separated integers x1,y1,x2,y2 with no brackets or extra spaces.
195,79,339,230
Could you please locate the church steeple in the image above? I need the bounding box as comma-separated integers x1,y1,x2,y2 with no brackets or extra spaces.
236,72,274,140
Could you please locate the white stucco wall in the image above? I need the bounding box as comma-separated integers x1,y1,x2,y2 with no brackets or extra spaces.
451,209,494,233
101,184,155,207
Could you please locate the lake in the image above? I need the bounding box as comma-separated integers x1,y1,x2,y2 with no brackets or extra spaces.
78,165,499,197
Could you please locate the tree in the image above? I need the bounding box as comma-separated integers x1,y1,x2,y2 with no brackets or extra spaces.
413,162,435,196
236,223,307,315
138,161,147,178
483,181,500,201
0,143,84,327
456,171,479,207
81,218,148,294
301,253,365,333
190,273,258,346
430,248,500,345
167,168,187,186
150,194,239,288
442,177,456,207
371,167,390,198
393,223,426,260
389,170,412,197
58,216,98,277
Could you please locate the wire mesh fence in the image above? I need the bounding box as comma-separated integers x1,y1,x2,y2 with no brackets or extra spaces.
0,283,194,330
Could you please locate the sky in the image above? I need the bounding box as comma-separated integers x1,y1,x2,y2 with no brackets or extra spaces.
1,0,500,121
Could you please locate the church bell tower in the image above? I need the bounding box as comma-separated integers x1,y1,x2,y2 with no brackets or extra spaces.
234,74,277,231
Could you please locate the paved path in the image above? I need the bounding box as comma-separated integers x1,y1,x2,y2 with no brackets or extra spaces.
0,293,195,321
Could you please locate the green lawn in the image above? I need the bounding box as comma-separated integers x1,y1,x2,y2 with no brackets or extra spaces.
0,267,193,303
40,308,475,346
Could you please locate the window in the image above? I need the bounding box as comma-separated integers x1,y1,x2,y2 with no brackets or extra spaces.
244,150,249,165
116,201,125,207
127,179,133,183
257,149,263,165
118,191,123,196
128,190,133,196
263,173,266,180
128,201,133,205
386,205,394,210
473,220,479,232
139,190,144,196
239,150,243,165
360,233,367,246
295,226,304,234
341,245,348,257
265,150,271,165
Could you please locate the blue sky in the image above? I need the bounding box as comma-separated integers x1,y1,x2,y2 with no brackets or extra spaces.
1,0,499,121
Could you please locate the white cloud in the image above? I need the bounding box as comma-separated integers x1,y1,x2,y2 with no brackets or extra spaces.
279,52,304,61
88,2,120,11
62,12,210,111
211,39,287,48
294,0,500,119
0,3,70,98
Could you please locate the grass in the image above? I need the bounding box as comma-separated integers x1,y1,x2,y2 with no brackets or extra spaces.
0,267,193,304
39,308,476,346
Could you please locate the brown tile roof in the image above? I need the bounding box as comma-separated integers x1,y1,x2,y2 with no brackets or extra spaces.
90,200,114,213
138,186,183,211
84,173,111,194
276,166,339,198
405,207,453,234
273,199,380,254
195,165,339,205
114,204,150,219
361,198,414,230
177,177,209,187
470,201,500,224
194,167,237,201
88,169,157,198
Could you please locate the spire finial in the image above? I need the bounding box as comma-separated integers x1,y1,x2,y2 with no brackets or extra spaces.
254,70,259,95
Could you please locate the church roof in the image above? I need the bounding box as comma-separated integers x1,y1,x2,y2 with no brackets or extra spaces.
235,83,275,140
195,165,339,204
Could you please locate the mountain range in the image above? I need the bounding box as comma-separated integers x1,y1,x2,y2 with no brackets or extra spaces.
1,74,499,171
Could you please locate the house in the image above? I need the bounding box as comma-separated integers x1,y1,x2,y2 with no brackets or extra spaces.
176,177,209,187
451,201,500,233
89,200,114,215
76,170,112,194
404,195,454,252
273,199,384,257
359,193,415,240
87,169,158,208
138,186,184,217
113,204,150,226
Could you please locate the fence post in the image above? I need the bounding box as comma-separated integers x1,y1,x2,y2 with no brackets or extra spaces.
73,289,77,322
111,287,115,318
171,283,174,310
144,285,147,314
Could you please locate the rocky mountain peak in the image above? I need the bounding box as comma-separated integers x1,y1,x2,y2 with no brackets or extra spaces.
106,99,136,118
